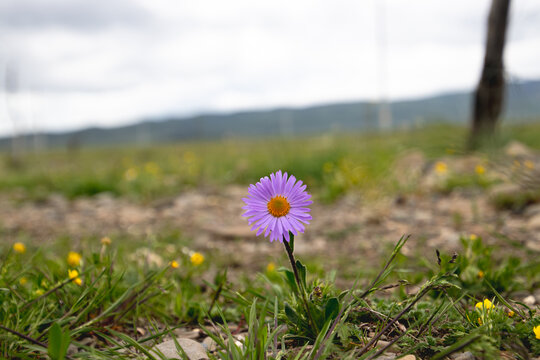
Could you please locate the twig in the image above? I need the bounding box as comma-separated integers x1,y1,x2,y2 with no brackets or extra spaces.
358,287,429,356
0,324,48,348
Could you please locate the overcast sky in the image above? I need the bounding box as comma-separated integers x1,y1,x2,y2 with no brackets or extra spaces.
1,0,539,136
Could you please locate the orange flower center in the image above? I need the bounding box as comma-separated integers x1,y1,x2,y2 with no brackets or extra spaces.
267,195,291,217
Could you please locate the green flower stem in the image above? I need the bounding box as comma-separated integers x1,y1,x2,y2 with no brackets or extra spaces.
283,239,319,334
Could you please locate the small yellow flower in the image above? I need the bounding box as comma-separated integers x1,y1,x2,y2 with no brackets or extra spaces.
68,269,82,286
13,242,26,254
469,234,478,241
524,160,534,170
475,299,494,310
477,270,484,279
170,260,179,269
34,289,44,296
266,262,276,272
100,237,112,246
67,251,82,267
19,277,28,285
190,252,204,266
534,325,540,340
124,168,138,181
475,165,485,175
435,161,448,174
68,269,79,279
507,310,515,317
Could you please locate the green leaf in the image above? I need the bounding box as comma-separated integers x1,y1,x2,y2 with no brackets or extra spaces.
285,302,300,324
48,323,70,360
48,323,62,360
281,269,298,293
324,297,340,321
295,260,307,290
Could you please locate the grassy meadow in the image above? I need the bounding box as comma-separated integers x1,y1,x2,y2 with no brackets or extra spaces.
1,123,540,359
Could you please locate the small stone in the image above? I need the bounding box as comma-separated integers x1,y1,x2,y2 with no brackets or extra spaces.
523,295,536,306
504,141,534,157
451,351,475,360
67,344,78,355
151,338,208,360
528,214,540,230
399,355,416,360
373,354,396,360
488,183,521,200
174,327,201,340
375,340,399,352
202,336,218,352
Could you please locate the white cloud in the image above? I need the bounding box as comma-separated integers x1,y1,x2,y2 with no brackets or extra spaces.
0,0,539,136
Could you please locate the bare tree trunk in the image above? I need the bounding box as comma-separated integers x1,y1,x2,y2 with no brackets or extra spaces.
469,0,511,148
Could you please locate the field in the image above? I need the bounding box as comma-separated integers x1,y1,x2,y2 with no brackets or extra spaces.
1,123,540,359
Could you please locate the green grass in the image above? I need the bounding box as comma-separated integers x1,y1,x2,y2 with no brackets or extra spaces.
1,123,540,358
0,124,493,202
1,232,539,359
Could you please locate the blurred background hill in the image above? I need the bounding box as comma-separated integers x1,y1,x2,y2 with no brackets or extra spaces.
1,79,539,149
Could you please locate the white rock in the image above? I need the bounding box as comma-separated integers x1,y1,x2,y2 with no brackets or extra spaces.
151,338,208,360
450,351,475,360
504,141,534,157
523,295,536,306
202,336,218,352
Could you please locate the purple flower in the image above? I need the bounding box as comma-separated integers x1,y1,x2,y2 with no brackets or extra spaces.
242,170,312,242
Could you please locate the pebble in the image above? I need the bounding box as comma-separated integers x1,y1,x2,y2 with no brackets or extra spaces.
451,351,475,360
150,337,208,360
523,295,536,306
202,336,218,352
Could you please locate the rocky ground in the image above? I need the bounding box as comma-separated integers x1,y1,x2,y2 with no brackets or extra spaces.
1,168,539,276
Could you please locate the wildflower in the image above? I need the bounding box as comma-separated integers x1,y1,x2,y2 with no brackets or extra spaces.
68,269,83,286
469,234,478,241
100,237,112,246
266,262,276,272
13,242,26,254
19,277,27,285
242,170,312,242
534,325,540,340
475,165,485,175
434,161,448,174
67,251,82,267
34,289,44,296
68,269,79,280
170,260,179,269
124,168,138,181
507,310,515,317
190,252,204,266
524,160,535,170
477,270,484,279
475,299,494,310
